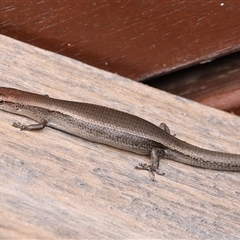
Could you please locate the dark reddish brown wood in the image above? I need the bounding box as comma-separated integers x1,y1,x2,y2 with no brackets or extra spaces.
147,52,240,115
1,1,240,81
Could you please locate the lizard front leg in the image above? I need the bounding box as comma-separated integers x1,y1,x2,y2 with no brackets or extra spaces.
12,119,48,131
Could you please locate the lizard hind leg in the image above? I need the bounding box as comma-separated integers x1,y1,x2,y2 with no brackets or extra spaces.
159,122,171,134
159,122,176,137
135,148,166,180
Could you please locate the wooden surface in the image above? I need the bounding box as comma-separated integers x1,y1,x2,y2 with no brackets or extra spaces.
1,1,240,80
148,51,240,115
2,0,240,116
1,34,240,239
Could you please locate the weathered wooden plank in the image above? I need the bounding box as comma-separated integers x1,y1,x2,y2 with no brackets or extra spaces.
0,34,240,239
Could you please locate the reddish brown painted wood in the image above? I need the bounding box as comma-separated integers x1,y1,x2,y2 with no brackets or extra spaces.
147,52,240,115
1,1,240,81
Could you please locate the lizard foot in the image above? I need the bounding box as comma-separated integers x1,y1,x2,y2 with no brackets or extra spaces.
135,163,165,181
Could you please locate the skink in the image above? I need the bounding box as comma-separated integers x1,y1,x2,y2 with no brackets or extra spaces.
0,87,240,179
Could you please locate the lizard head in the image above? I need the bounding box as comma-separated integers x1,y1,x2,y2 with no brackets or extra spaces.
0,87,25,113
0,87,24,102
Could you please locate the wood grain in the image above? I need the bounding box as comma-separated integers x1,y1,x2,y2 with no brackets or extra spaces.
0,34,240,239
1,1,240,80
